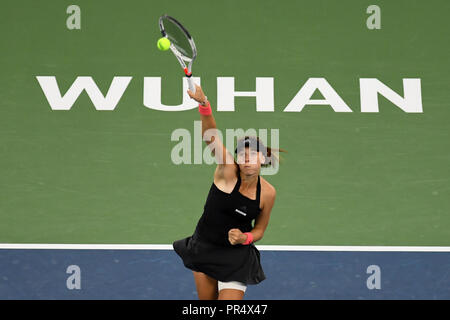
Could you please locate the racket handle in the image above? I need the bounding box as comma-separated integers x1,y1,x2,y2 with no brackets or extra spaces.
187,77,196,94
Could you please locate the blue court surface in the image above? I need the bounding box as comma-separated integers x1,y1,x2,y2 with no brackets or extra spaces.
0,246,449,299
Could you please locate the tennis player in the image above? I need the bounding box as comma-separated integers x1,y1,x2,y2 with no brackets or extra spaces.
173,84,280,300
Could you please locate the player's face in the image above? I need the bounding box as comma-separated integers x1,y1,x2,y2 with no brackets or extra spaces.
237,147,262,173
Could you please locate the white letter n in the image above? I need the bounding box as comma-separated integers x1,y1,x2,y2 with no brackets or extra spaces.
360,78,422,113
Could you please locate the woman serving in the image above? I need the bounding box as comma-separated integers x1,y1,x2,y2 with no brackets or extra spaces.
173,84,280,300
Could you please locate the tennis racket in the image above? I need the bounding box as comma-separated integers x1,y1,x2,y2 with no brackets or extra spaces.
158,14,197,94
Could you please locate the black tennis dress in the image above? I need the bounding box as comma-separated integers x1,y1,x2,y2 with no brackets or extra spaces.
173,173,266,285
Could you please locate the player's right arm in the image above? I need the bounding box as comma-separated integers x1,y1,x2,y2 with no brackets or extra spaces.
187,84,238,184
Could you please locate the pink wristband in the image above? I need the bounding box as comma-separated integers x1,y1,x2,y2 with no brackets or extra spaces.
243,232,254,245
198,101,212,115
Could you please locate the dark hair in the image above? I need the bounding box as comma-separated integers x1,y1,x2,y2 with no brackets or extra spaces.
234,136,287,168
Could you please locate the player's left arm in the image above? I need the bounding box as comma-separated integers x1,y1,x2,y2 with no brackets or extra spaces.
251,186,276,242
228,186,276,245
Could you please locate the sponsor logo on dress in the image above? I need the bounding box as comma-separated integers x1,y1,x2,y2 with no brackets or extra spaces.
235,208,247,216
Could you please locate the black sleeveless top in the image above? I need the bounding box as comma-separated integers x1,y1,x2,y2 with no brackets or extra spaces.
194,174,262,247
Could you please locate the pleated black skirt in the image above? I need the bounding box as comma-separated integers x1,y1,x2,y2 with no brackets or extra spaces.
173,232,266,285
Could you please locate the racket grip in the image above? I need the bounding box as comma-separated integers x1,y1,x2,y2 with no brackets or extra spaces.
187,77,196,94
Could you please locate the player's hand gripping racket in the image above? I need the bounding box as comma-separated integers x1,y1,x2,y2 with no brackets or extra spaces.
159,14,197,94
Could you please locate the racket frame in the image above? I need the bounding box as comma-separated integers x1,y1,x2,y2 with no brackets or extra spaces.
159,14,197,93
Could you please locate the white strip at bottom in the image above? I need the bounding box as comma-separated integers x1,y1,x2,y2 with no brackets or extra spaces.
0,243,449,252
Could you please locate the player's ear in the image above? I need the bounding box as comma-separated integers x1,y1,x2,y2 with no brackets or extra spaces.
259,152,266,165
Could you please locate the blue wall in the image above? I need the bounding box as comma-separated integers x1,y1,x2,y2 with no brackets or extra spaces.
0,249,448,299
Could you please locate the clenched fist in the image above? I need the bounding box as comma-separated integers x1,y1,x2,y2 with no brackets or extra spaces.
228,228,247,245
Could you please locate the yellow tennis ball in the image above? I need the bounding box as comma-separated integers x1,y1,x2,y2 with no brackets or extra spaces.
157,37,171,51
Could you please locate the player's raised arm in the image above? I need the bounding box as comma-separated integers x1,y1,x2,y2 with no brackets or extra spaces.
187,84,236,169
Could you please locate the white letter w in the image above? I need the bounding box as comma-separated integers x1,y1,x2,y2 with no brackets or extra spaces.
36,76,132,110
